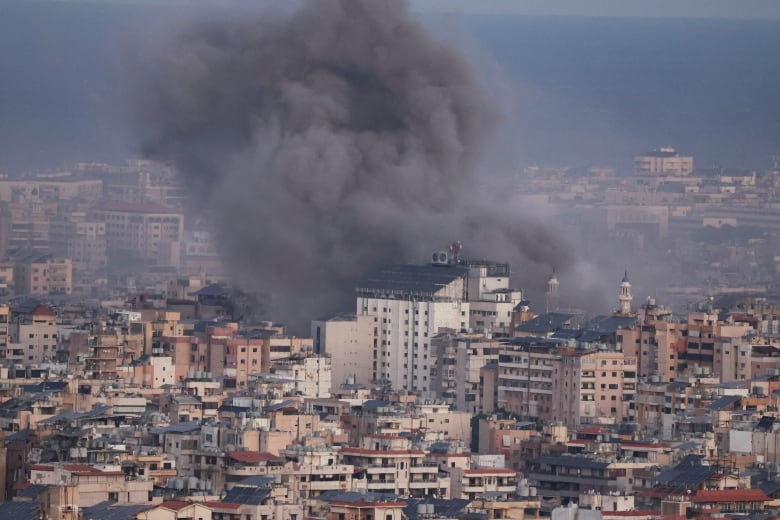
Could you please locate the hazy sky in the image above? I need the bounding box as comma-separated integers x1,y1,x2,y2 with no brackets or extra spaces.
412,0,780,19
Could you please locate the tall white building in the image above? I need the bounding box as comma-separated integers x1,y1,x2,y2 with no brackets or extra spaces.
356,259,471,394
353,253,519,395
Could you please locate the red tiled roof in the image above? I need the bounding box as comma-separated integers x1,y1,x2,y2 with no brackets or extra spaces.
31,465,54,471
692,489,771,503
225,451,280,463
157,500,191,511
31,304,57,317
62,464,124,476
203,501,241,510
94,200,178,214
463,468,516,475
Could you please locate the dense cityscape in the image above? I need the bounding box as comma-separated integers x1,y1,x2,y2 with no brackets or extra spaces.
0,148,778,520
3,0,780,519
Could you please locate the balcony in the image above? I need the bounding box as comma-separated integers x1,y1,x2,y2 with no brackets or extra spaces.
366,480,396,490
225,466,270,478
526,472,610,487
409,464,438,473
308,480,346,491
409,479,440,489
365,466,397,474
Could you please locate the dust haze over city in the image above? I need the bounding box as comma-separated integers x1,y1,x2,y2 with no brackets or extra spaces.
0,1,780,328
6,0,780,515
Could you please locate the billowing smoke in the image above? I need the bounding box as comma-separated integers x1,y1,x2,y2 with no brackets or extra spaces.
132,0,573,330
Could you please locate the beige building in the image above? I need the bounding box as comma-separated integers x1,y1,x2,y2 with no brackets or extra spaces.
497,345,637,426
6,303,58,366
29,462,154,508
0,262,14,294
49,212,107,273
311,313,374,391
619,301,683,381
92,200,184,268
132,355,175,388
552,349,637,426
0,306,8,363
13,253,72,296
497,345,558,421
431,332,501,414
450,467,518,500
340,435,450,498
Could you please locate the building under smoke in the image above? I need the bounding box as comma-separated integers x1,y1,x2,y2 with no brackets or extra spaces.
132,0,572,331
314,250,523,393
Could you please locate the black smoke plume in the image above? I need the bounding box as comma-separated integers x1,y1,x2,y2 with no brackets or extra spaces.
132,0,573,330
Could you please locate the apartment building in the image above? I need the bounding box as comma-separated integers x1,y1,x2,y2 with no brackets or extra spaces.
6,303,58,366
85,335,120,381
430,332,502,414
29,462,153,508
311,313,375,391
340,435,449,498
270,355,332,399
48,212,107,272
553,349,638,426
92,200,184,268
356,262,470,394
281,444,356,499
496,343,558,421
449,466,518,500
619,301,684,381
13,253,72,296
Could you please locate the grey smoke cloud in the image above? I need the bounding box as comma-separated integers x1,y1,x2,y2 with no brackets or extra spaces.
132,0,573,330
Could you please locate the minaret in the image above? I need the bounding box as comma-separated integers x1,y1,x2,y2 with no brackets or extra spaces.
546,271,559,313
619,271,633,315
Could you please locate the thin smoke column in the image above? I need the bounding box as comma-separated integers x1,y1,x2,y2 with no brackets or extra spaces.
132,0,572,328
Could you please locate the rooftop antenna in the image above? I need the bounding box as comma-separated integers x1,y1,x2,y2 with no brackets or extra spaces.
449,241,462,265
